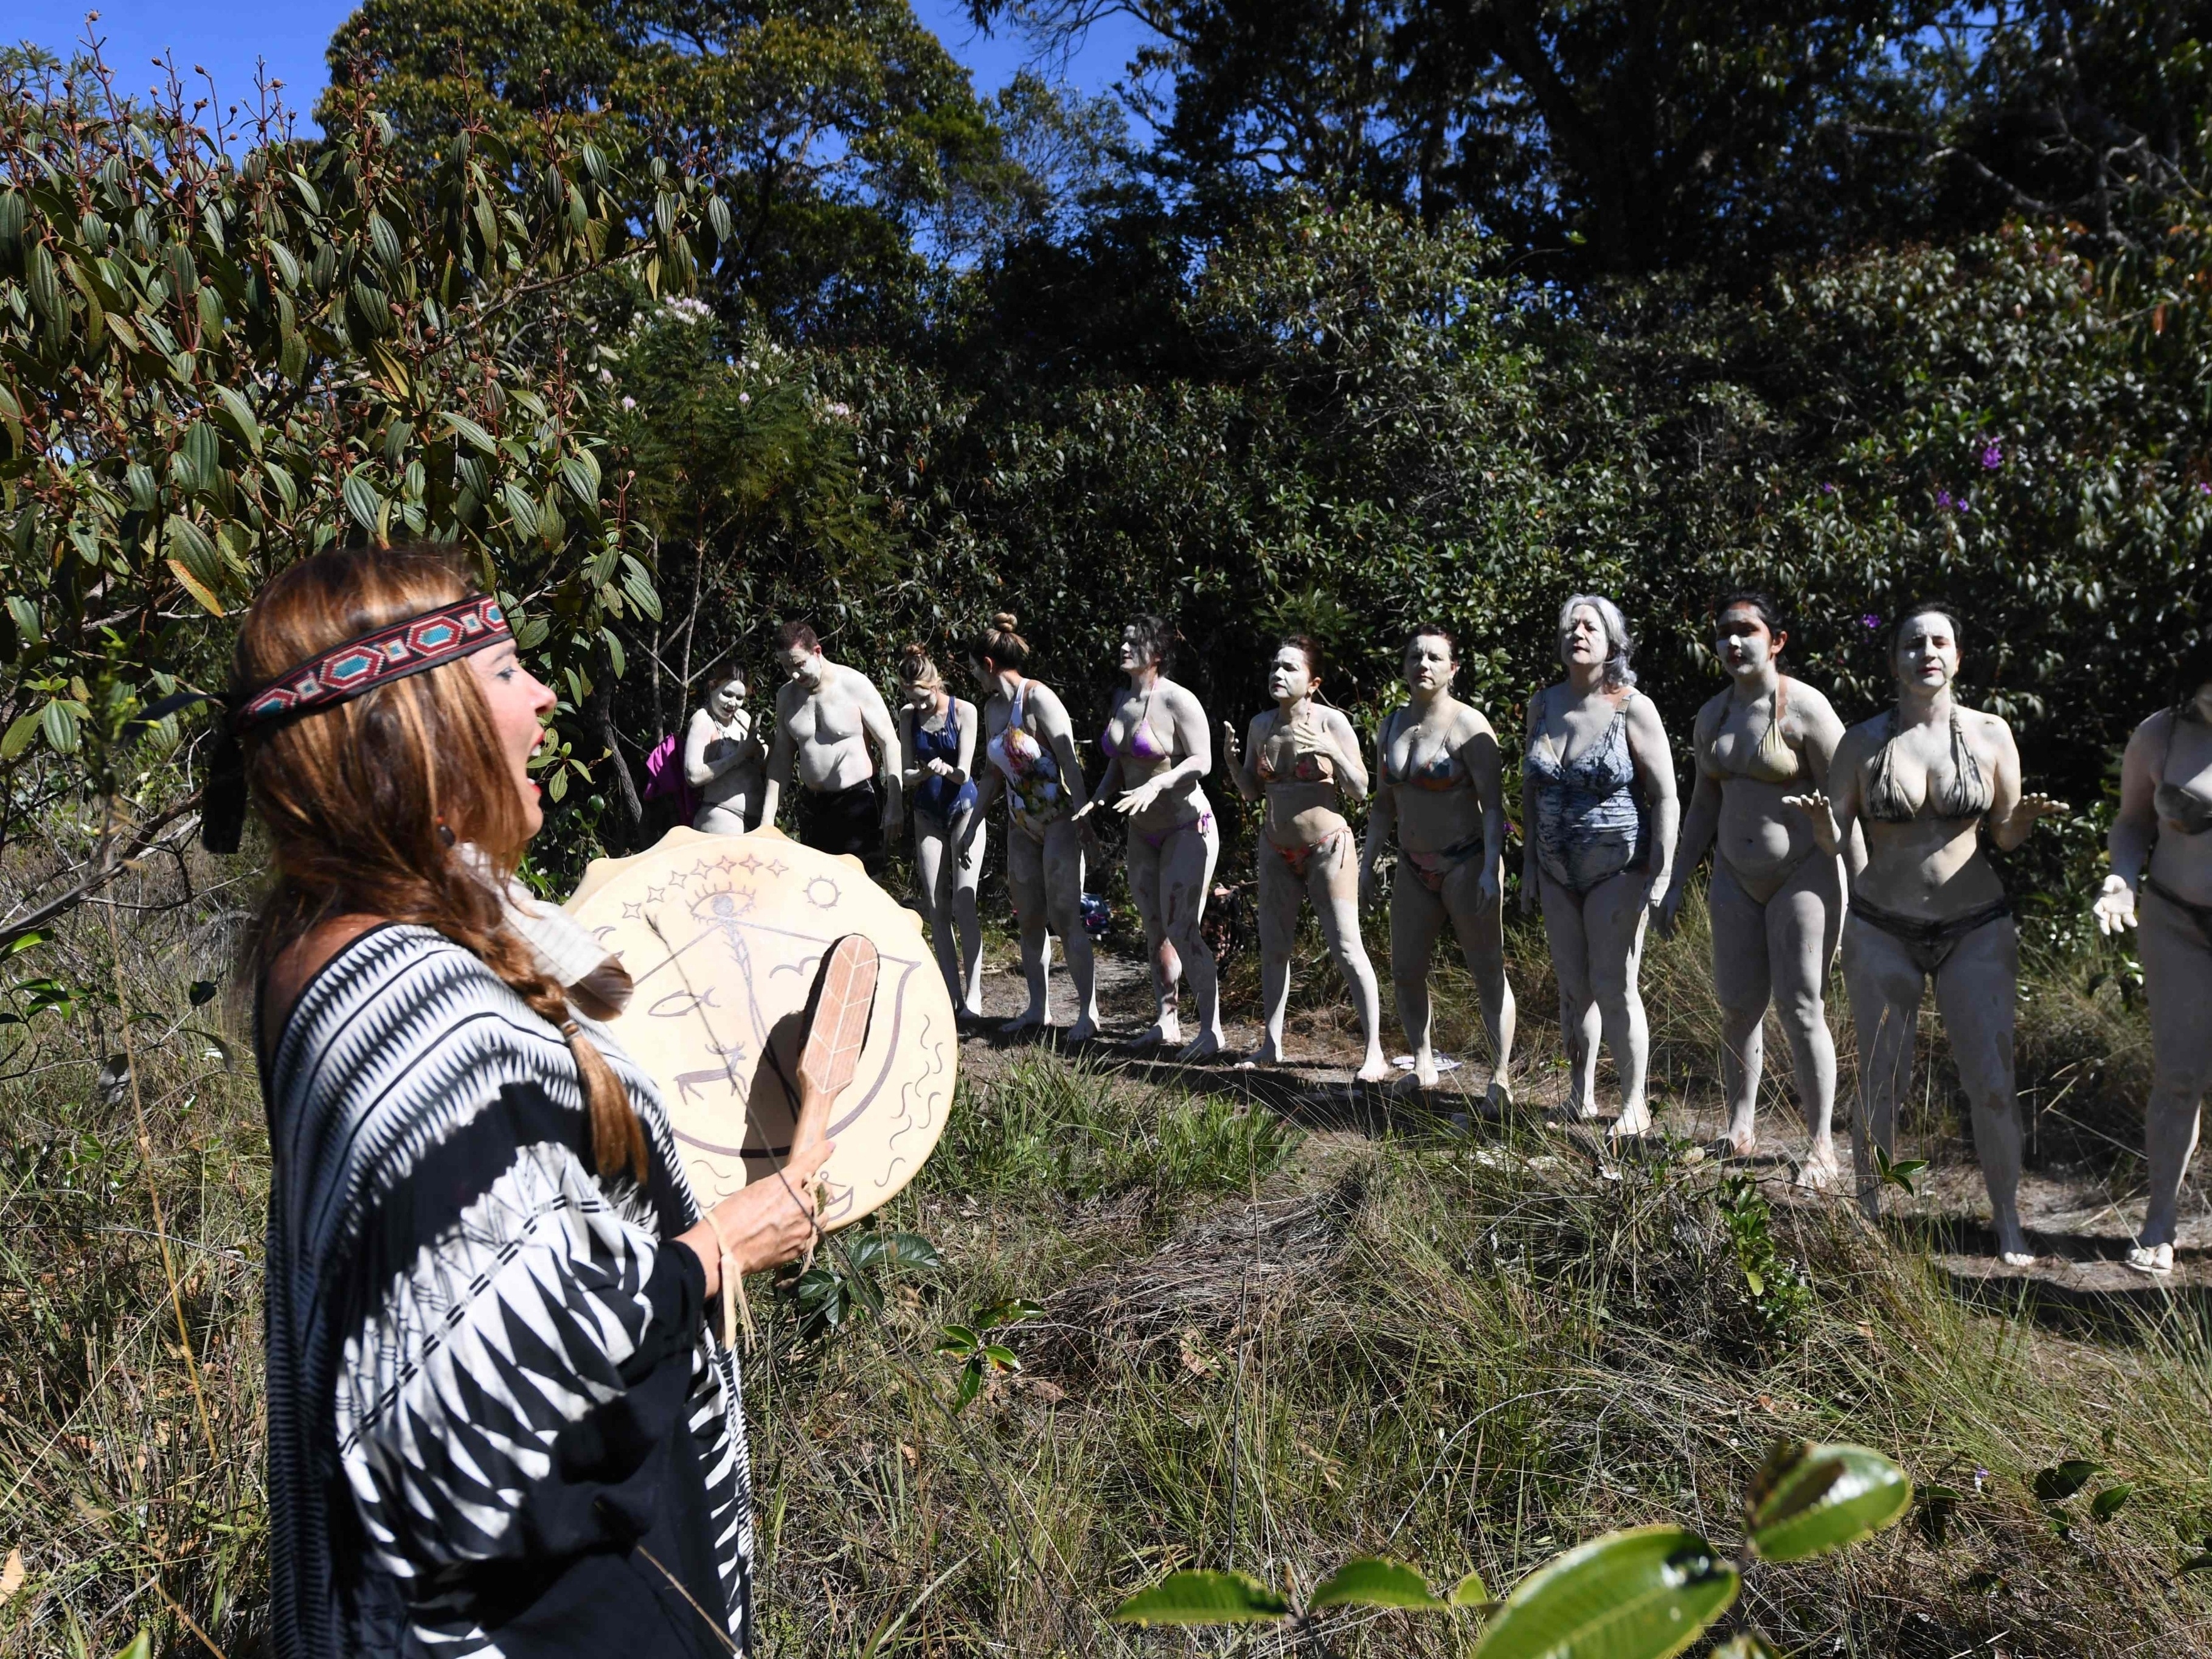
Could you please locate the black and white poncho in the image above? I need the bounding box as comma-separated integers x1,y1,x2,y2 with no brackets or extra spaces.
259,923,753,1657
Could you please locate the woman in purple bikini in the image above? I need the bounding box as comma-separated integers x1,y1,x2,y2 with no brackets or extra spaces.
1079,615,1223,1056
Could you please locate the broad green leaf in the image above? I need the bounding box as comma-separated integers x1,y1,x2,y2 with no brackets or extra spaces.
166,557,226,617
2090,1484,2133,1523
443,411,496,454
342,471,386,533
39,698,78,756
1451,1569,1494,1608
2031,1461,2103,1503
212,386,262,454
112,1633,150,1659
1111,1570,1291,1626
1747,1443,1912,1562
1309,1557,1445,1610
1,709,41,760
1472,1526,1738,1659
502,482,540,540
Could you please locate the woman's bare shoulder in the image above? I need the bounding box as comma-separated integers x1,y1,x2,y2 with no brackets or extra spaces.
263,913,389,1037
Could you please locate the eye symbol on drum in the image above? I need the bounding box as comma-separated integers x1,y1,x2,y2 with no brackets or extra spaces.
650,987,720,1018
803,875,841,909
700,888,757,920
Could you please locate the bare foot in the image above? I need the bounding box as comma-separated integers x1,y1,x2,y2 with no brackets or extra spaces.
1612,1102,1654,1139
1572,1099,1604,1122
1795,1142,1842,1191
1066,1017,1100,1044
2126,1240,2175,1276
1486,1074,1513,1111
1244,1035,1285,1066
1177,1031,1223,1062
1136,1017,1182,1048
1994,1215,2033,1267
1722,1118,1756,1160
1355,1052,1392,1083
999,1009,1045,1035
1409,1050,1441,1090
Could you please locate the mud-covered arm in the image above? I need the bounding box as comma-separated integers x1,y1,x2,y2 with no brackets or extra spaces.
1219,711,1268,802
1323,706,1370,801
1359,716,1395,892
856,676,903,824
1459,718,1506,899
1626,692,1679,897
757,694,797,827
1988,714,2066,852
1027,683,1089,813
1665,703,1724,913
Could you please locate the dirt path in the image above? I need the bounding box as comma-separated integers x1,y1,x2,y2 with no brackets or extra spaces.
949,934,2212,1318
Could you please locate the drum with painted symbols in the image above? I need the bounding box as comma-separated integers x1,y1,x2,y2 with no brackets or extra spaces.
566,826,955,1230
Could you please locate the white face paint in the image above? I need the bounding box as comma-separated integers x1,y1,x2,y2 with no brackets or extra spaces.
1267,645,1314,703
1895,613,1959,693
707,677,746,723
782,645,825,689
1716,607,1780,680
1404,633,1453,694
903,677,939,714
1562,605,1609,669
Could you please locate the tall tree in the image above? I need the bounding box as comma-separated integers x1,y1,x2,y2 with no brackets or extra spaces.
325,0,1026,327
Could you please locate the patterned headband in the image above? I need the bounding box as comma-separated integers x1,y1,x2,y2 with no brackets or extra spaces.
233,593,511,733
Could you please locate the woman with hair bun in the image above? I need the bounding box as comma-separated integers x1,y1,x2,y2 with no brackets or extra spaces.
969,613,1101,1040
1079,614,1222,1056
896,642,984,1019
235,544,837,1657
1523,594,1679,1134
1659,591,1850,1186
1223,636,1390,1079
1788,601,2066,1265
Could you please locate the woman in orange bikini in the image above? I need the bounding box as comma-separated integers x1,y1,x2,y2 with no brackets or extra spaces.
2093,641,2212,1275
1079,616,1222,1056
1788,602,2066,1265
1660,592,1850,1187
1220,637,1389,1080
1361,625,1517,1100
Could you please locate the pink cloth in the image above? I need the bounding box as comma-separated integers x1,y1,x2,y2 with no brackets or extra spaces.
642,731,698,824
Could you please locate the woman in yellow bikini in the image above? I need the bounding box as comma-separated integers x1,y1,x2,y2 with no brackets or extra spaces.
1660,593,1850,1188
1362,625,1517,1100
1220,637,1390,1080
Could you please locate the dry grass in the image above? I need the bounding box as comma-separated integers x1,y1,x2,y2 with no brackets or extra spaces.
1,857,2206,1657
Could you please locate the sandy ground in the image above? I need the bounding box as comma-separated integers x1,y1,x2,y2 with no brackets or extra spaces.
945,928,2212,1320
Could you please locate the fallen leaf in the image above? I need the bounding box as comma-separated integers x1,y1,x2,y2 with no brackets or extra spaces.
898,1442,918,1467
0,1548,23,1607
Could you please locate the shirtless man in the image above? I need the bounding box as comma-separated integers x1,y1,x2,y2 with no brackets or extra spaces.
758,622,901,882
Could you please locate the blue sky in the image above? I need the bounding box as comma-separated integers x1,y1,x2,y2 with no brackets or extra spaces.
12,1,1156,127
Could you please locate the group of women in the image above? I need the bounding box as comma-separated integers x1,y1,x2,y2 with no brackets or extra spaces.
706,593,2210,1282
221,542,2208,1658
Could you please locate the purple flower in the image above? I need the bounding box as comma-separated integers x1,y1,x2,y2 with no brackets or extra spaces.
1820,482,1837,495
1861,614,1881,630
2199,481,2210,496
1980,440,2003,470
1935,489,1956,509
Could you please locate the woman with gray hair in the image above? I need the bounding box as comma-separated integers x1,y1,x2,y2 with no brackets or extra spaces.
1522,594,1679,1134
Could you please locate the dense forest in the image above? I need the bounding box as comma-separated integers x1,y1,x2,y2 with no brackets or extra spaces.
5,0,2211,938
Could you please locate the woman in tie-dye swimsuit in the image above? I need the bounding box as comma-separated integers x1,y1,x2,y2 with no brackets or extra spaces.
969,613,1101,1041
1079,615,1223,1056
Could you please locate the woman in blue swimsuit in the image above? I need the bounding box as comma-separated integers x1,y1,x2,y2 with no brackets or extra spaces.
1522,594,1679,1135
897,644,984,1019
